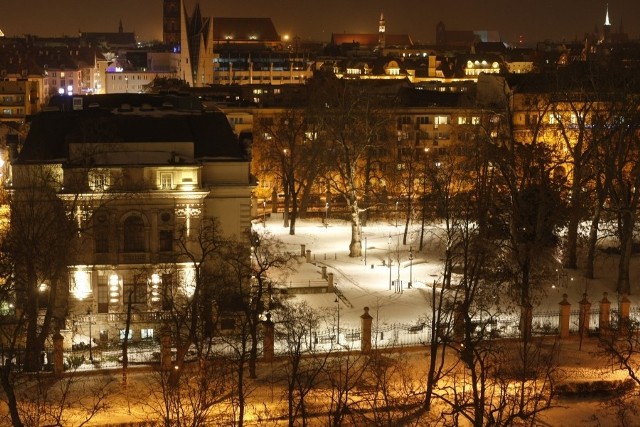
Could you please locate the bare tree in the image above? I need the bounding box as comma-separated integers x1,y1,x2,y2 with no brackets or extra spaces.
255,109,327,231
309,74,394,257
274,300,329,427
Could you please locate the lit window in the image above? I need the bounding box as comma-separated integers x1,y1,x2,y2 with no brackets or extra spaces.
90,172,108,191
160,172,173,190
141,328,154,340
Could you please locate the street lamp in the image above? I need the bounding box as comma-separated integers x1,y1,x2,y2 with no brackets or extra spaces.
364,236,367,265
87,308,93,362
388,235,392,290
262,200,266,227
335,297,340,345
395,201,399,227
325,202,329,228
409,247,413,289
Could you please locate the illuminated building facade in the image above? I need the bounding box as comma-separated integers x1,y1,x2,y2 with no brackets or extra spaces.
10,93,255,347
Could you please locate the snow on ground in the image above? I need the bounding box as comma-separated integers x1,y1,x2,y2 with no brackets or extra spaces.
262,215,640,331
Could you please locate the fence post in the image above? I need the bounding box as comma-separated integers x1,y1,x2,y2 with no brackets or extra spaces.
579,293,591,339
620,294,631,334
361,307,373,353
300,244,306,257
161,326,173,371
321,266,327,279
305,249,311,263
263,313,275,362
559,294,571,339
53,332,64,377
599,292,611,335
327,272,334,292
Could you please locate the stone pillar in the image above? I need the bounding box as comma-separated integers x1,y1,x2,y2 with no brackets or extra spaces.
53,332,64,377
305,249,311,263
327,273,334,292
161,326,173,371
620,294,631,334
263,313,275,362
559,294,571,339
360,307,373,353
599,292,611,335
321,266,327,279
579,293,591,338
300,244,306,257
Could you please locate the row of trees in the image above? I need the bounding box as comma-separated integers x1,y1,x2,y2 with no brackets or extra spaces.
255,67,640,294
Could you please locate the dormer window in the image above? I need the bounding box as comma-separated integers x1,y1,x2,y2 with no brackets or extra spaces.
160,172,173,190
90,172,108,191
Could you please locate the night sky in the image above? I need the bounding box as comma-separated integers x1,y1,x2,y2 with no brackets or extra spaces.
2,0,639,46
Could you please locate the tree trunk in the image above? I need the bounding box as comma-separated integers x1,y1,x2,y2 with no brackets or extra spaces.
0,366,23,427
617,210,634,295
348,204,362,257
24,268,43,372
585,204,601,279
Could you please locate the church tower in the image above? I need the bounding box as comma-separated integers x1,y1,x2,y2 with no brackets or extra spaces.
378,12,386,50
603,3,611,43
163,0,181,48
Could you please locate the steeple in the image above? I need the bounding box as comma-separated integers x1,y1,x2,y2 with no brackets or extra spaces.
603,4,611,43
378,11,386,50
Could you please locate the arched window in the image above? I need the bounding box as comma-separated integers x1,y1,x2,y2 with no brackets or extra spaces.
123,215,145,252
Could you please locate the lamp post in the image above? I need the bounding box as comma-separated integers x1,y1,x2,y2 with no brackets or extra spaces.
325,202,329,228
87,309,93,362
335,297,340,345
395,201,399,228
262,200,266,227
388,235,392,290
409,247,413,289
364,236,367,265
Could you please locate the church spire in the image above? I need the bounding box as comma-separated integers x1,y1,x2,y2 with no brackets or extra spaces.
378,11,386,50
604,3,611,26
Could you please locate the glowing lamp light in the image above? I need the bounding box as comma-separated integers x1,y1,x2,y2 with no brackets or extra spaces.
58,88,65,95
181,267,196,297
109,274,120,303
71,268,92,299
151,273,161,302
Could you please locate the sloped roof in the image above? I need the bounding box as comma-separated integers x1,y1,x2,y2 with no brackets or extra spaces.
331,33,412,47
212,18,280,42
18,95,244,163
80,32,136,47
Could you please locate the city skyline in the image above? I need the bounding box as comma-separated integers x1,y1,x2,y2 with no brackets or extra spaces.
2,0,639,46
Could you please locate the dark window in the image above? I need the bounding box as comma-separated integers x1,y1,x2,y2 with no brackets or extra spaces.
95,214,109,253
221,318,235,330
124,275,147,305
97,283,108,313
159,230,173,252
123,216,145,252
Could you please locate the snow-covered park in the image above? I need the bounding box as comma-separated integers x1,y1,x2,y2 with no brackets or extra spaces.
262,214,640,335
